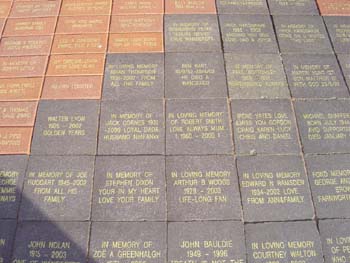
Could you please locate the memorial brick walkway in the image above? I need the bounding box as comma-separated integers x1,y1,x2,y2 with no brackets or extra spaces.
1,0,350,262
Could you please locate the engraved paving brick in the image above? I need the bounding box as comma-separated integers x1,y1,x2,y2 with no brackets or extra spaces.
103,53,164,100
3,17,57,36
319,219,350,263
0,101,37,126
274,15,333,54
216,0,269,14
19,156,94,221
166,99,233,155
317,0,350,16
165,15,221,52
224,53,289,99
165,52,227,98
0,35,53,56
0,127,33,155
237,155,314,222
0,220,16,263
0,56,47,78
219,15,278,53
165,0,216,14
10,1,60,18
294,100,350,154
0,156,27,219
56,16,110,34
31,100,99,155
108,32,164,53
12,222,89,263
98,100,164,155
268,0,319,15
110,15,163,33
324,17,350,54
112,0,164,14
231,99,300,155
168,221,246,263
51,34,108,54
89,222,166,263
305,155,350,219
166,156,242,221
47,54,105,76
42,76,103,100
246,221,324,263
60,0,112,16
0,77,43,101
283,54,349,98
92,156,166,221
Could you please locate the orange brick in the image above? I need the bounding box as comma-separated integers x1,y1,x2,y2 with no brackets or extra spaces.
0,77,43,101
0,56,48,78
110,14,163,33
0,35,53,56
10,1,60,17
318,0,350,16
51,34,107,54
55,16,110,34
0,101,38,126
112,0,164,14
47,54,105,76
3,17,57,36
0,1,11,18
42,76,103,99
60,0,112,16
0,127,32,154
108,32,164,53
165,0,216,14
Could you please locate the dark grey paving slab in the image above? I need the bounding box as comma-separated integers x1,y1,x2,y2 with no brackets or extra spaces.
92,156,166,221
294,100,350,154
305,154,350,219
220,15,278,53
231,99,300,155
166,99,233,155
216,0,269,14
98,100,164,155
166,155,241,221
31,100,99,155
225,53,290,99
338,54,350,89
246,221,324,263
89,222,166,263
168,221,246,263
103,54,164,100
324,16,350,54
237,155,314,222
12,221,89,263
319,219,350,263
19,156,94,221
268,0,319,15
165,15,221,52
0,220,16,263
274,15,333,54
165,52,227,98
0,156,27,219
283,54,349,98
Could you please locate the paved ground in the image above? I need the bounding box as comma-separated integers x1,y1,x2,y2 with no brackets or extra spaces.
1,0,350,262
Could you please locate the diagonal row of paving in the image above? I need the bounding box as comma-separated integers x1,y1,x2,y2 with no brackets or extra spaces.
2,0,350,263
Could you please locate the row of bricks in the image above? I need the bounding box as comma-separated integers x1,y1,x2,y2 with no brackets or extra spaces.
1,0,350,16
1,220,347,263
1,153,349,221
1,98,350,155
